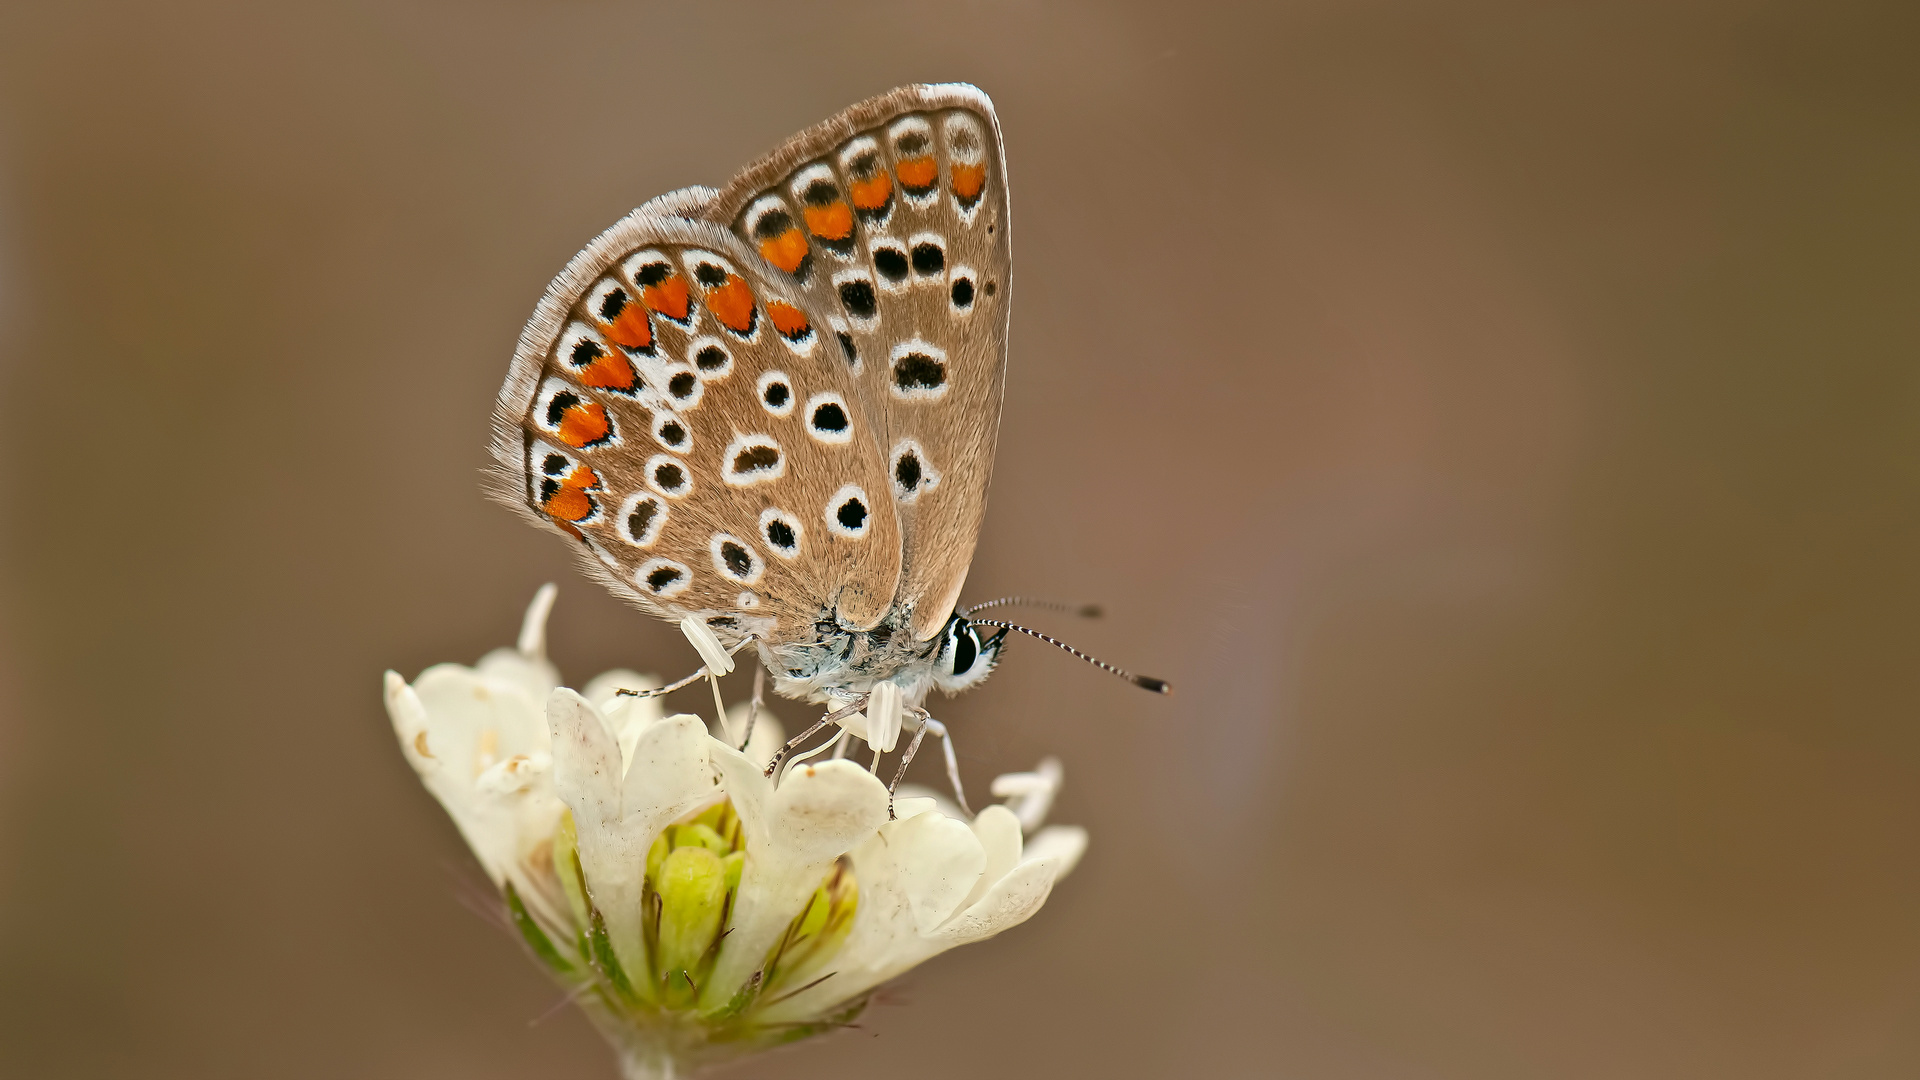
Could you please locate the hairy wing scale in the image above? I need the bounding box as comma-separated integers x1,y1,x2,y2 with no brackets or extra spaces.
491,213,903,646
705,85,1012,642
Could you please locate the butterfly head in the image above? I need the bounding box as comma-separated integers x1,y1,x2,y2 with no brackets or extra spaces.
929,612,1006,694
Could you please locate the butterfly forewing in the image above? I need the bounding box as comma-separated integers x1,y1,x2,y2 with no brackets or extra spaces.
491,213,903,644
705,84,1011,642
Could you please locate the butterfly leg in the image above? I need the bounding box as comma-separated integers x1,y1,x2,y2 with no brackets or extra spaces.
762,698,865,776
884,713,972,819
616,668,706,698
736,664,765,752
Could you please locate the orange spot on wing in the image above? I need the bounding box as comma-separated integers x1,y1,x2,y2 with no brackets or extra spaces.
803,202,853,241
849,172,892,210
557,401,610,448
705,275,756,334
576,351,637,392
543,466,599,522
896,156,937,191
545,486,594,522
602,304,653,350
642,276,691,321
759,228,810,274
767,301,810,340
951,163,986,202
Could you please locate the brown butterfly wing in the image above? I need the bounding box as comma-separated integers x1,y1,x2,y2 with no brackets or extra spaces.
489,212,903,646
704,84,1012,642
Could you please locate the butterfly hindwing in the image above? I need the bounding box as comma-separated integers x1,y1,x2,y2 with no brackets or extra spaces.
705,84,1011,642
491,212,903,645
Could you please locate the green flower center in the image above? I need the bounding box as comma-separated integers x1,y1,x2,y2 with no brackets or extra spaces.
512,797,861,1057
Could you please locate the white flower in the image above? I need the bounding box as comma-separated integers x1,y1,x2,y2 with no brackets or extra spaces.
384,587,1088,1079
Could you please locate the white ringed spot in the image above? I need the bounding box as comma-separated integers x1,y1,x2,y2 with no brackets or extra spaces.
889,438,942,504
757,370,795,417
888,339,949,401
645,454,693,498
636,558,692,598
709,533,764,585
687,336,733,380
759,507,803,559
805,392,854,444
650,411,691,452
721,433,785,486
825,484,872,539
617,492,668,547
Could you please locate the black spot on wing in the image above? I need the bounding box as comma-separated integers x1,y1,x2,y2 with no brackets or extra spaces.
838,279,877,319
893,353,946,392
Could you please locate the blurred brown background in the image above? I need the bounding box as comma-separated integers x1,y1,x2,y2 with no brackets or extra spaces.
3,1,1919,1077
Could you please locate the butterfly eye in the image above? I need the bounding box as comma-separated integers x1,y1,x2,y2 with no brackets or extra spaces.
952,625,980,676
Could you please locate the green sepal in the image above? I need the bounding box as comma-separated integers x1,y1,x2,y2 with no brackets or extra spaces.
588,906,640,1005
504,883,573,975
702,969,763,1022
552,810,590,933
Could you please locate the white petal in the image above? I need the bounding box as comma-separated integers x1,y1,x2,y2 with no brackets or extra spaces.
1021,825,1089,879
413,662,550,772
891,809,986,935
474,647,561,706
958,804,1023,914
545,688,620,825
994,755,1063,833
763,814,1082,1023
384,671,436,777
764,759,892,863
547,695,715,980
475,752,551,798
582,668,661,711
929,857,1059,947
757,818,923,1023
890,795,940,821
708,741,773,843
516,583,558,659
702,745,887,1008
894,783,964,822
620,714,718,825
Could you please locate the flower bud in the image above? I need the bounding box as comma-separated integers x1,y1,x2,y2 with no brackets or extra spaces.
654,845,727,995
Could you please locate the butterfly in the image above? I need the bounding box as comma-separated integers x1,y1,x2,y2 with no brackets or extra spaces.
489,84,1163,784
